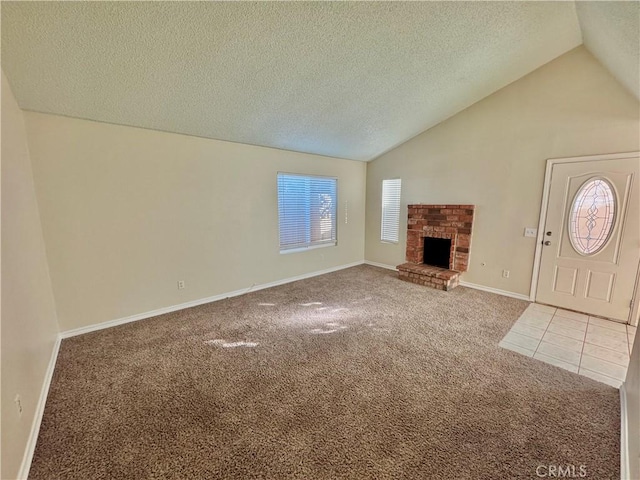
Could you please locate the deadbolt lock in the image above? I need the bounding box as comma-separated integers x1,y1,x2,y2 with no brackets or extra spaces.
546,231,552,236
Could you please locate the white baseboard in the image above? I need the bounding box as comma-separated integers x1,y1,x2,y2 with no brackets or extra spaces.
18,334,62,480
459,281,531,301
620,386,630,480
61,261,365,338
363,260,398,271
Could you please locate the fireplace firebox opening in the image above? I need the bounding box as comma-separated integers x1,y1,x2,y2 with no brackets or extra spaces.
423,237,451,269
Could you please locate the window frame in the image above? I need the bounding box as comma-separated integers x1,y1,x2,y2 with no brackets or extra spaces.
277,172,338,254
568,176,618,256
380,178,402,244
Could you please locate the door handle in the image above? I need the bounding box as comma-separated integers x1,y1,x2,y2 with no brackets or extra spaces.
544,241,551,246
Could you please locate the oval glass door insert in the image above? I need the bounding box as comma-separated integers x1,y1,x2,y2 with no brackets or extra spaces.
569,177,616,255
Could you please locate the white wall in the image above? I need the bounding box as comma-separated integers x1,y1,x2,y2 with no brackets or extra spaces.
1,72,60,479
622,335,640,478
624,333,640,479
24,112,366,332
365,46,640,297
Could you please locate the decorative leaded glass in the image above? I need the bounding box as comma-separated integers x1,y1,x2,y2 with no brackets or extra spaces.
569,178,616,255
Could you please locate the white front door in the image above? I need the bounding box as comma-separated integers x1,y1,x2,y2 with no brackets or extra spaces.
536,155,640,322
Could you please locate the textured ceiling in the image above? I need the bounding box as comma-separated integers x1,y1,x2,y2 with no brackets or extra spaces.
576,1,640,100
1,2,585,161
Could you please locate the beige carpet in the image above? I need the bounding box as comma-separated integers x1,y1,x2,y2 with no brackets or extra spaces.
31,265,620,479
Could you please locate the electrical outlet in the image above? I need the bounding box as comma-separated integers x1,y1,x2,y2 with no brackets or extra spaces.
502,270,510,279
524,228,537,238
177,280,185,290
14,394,23,418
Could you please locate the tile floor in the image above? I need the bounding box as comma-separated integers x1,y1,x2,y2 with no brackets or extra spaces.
500,303,636,388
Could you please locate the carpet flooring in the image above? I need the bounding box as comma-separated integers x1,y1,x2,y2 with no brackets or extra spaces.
30,265,620,479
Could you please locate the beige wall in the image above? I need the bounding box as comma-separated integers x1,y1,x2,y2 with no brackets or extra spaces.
625,333,640,479
365,46,640,297
1,72,60,479
24,112,366,332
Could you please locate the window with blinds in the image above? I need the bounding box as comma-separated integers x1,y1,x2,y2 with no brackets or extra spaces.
381,178,401,243
277,173,337,252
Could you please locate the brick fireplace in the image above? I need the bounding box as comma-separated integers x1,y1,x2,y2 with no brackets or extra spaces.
397,204,475,291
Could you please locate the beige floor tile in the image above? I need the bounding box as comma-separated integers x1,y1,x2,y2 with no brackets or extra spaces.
550,316,588,332
536,341,581,366
554,309,589,323
585,326,629,353
510,322,546,340
546,322,586,341
580,354,627,381
578,368,622,389
500,341,535,357
541,331,584,352
517,310,553,329
588,317,627,333
587,324,628,340
528,303,557,315
585,331,629,353
501,331,541,351
533,352,579,373
582,343,629,367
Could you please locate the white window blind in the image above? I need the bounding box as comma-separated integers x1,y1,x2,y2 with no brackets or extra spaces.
277,173,337,252
381,178,401,243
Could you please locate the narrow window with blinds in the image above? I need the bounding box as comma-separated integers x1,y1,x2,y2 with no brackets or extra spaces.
381,179,401,243
277,173,337,252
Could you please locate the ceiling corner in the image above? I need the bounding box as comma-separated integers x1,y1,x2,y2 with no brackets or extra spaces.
575,1,640,100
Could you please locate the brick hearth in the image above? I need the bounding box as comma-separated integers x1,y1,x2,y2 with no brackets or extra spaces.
397,263,461,290
397,204,475,291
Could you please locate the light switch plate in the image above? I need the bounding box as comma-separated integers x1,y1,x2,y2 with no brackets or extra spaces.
524,228,537,238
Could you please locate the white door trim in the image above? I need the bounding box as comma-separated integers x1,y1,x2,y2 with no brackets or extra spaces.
529,151,640,325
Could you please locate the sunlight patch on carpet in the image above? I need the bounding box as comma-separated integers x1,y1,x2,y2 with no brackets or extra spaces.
205,339,259,348
309,323,348,335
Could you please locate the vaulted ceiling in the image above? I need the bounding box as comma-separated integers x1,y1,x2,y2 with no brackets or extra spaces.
2,2,638,161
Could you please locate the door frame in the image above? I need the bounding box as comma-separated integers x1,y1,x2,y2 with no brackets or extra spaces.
529,151,640,325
